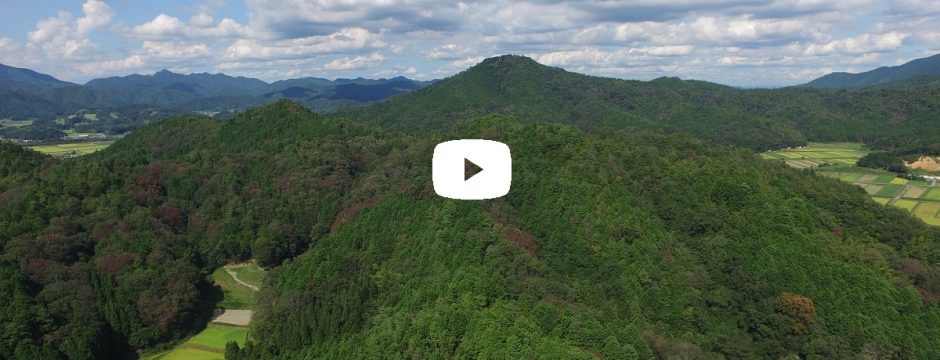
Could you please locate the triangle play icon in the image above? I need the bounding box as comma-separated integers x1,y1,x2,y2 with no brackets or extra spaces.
464,158,484,181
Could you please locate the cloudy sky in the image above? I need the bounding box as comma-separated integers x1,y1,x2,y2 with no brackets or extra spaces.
0,0,938,86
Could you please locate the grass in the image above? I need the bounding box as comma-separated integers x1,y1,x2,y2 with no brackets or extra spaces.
761,142,869,169
872,175,897,184
875,184,903,197
229,263,265,288
889,178,909,185
913,202,940,226
892,199,919,212
0,119,33,128
923,188,940,201
157,347,224,360
903,186,928,199
29,141,114,157
212,268,257,309
863,184,883,195
872,197,890,205
188,324,247,348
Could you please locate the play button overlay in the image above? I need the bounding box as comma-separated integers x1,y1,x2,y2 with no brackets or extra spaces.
464,158,483,180
433,139,511,200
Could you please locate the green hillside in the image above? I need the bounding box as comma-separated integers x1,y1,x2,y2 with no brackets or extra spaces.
2,101,939,359
342,55,940,151
802,54,940,88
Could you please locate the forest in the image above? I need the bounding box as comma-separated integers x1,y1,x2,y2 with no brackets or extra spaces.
343,55,940,152
0,99,939,359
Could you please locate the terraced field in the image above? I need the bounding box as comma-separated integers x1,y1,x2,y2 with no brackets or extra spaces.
765,143,940,226
29,141,114,157
762,142,869,169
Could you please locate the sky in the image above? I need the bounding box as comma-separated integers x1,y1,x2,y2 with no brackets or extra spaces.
0,0,938,87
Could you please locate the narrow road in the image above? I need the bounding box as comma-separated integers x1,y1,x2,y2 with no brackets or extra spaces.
887,183,910,206
225,268,259,292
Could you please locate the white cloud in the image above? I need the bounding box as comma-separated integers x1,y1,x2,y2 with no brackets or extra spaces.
26,0,115,60
76,0,115,35
224,27,386,60
133,14,247,39
6,0,940,86
805,31,908,56
323,53,386,70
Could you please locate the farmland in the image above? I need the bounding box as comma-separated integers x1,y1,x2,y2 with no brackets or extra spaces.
765,143,940,226
141,263,263,360
28,141,114,157
761,142,869,169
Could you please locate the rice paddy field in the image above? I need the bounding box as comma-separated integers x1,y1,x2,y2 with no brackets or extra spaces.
761,142,870,169
765,142,940,227
142,325,246,360
140,263,263,360
28,141,114,157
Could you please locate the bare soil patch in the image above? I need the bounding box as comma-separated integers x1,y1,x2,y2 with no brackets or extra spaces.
906,156,940,172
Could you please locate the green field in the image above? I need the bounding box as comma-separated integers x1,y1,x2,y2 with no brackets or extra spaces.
819,168,940,226
188,325,247,348
762,142,869,169
772,143,940,227
230,264,265,288
144,264,261,360
212,268,257,309
892,199,919,211
0,119,33,128
913,202,940,226
152,347,223,360
29,141,114,157
924,188,940,201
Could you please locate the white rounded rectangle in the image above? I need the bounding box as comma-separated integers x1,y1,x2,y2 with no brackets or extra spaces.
432,139,511,200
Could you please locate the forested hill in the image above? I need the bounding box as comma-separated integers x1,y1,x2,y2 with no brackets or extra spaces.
2,100,940,359
0,141,50,194
342,55,940,151
802,53,940,89
0,64,431,119
0,63,74,92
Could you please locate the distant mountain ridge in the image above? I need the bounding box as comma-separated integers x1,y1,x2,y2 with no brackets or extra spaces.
802,53,940,88
344,54,940,151
0,63,431,117
0,63,75,93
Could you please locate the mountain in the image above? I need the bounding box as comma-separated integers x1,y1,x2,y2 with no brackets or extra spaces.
343,55,940,151
2,100,939,359
802,53,940,88
263,76,430,113
85,70,271,108
0,63,74,93
0,66,429,141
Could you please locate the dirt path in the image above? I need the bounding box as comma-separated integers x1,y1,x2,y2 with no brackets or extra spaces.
888,184,910,206
225,268,259,292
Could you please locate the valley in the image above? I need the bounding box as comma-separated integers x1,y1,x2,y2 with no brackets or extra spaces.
3,54,940,359
143,263,265,360
764,143,940,226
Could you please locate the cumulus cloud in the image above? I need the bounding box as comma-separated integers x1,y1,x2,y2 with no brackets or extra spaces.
805,31,908,56
323,53,386,70
26,0,114,60
133,14,248,39
244,0,465,37
224,27,386,61
5,0,940,86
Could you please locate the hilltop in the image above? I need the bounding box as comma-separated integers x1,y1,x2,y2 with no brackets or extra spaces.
343,55,940,151
802,53,940,89
1,100,939,359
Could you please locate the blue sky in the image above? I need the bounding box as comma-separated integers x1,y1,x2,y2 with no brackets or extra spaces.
0,0,938,86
